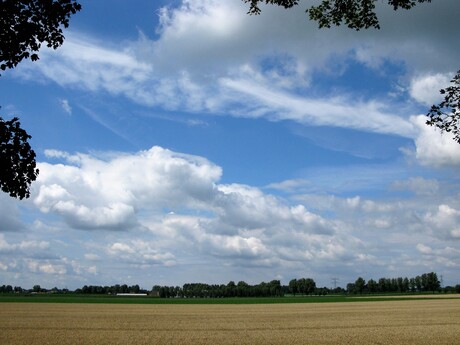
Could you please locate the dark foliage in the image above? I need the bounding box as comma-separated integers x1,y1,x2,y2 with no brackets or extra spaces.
0,1,80,199
0,116,38,199
1,272,455,296
244,0,431,30
153,280,284,298
347,272,441,294
0,0,81,71
427,71,460,143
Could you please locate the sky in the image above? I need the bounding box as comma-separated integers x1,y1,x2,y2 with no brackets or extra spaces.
1,0,460,290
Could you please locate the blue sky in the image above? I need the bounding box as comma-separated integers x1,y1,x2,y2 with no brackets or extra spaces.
1,0,460,289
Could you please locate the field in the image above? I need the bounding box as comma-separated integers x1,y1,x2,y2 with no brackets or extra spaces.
1,297,459,344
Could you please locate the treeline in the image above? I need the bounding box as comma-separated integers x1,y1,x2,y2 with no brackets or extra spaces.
152,280,284,298
346,272,444,294
75,284,148,295
2,272,459,296
0,284,70,294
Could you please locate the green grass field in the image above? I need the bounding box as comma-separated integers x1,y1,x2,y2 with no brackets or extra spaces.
0,293,457,304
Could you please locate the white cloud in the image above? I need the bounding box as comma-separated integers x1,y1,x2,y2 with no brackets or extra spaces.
33,146,222,230
416,243,433,255
410,115,460,167
30,146,370,270
0,234,49,253
33,146,340,240
108,240,176,266
391,177,440,196
60,99,72,115
14,0,459,141
3,145,460,286
409,73,452,106
84,253,100,261
219,77,417,137
27,260,67,275
424,204,460,240
266,179,311,193
4,0,460,287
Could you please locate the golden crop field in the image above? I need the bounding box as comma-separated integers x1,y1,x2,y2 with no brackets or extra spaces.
1,298,459,345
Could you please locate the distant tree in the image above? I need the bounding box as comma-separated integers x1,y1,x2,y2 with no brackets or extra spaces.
354,277,366,295
32,284,41,293
424,272,440,293
396,277,404,293
377,278,387,293
315,287,329,295
409,278,416,293
367,279,377,294
237,281,249,297
0,0,81,199
402,277,410,293
346,283,356,294
414,275,422,292
288,278,298,296
304,278,316,295
297,278,307,295
226,281,236,297
268,280,283,296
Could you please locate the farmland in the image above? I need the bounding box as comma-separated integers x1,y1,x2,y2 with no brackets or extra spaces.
1,297,459,344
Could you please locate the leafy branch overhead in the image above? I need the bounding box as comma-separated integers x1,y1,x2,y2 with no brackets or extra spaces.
0,117,38,199
427,71,460,143
0,0,81,71
244,0,432,30
0,0,81,199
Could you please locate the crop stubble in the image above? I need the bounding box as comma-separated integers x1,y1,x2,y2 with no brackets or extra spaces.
1,299,459,344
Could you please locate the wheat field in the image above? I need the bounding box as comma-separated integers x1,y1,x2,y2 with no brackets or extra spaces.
1,298,459,344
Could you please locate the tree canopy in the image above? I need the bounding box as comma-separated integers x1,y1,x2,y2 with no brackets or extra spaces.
0,0,81,71
0,117,38,199
244,0,432,30
426,71,460,143
0,0,81,199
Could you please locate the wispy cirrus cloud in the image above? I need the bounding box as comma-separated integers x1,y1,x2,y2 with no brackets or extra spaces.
11,0,460,164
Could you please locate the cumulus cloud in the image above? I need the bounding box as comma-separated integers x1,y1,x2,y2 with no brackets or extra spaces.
424,204,460,240
108,240,176,266
4,0,460,287
410,115,460,167
409,73,452,106
34,146,222,230
27,260,67,275
3,144,460,286
30,146,366,268
33,146,338,238
0,234,49,253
